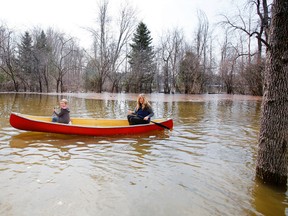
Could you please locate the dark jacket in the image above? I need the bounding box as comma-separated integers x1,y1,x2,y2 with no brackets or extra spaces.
134,105,154,122
54,108,70,124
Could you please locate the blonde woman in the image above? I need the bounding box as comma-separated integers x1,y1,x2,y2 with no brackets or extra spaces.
127,94,154,125
52,99,71,124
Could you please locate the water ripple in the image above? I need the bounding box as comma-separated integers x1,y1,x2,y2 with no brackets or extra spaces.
1,94,282,216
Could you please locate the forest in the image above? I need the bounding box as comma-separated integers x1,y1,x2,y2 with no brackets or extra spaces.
0,0,271,95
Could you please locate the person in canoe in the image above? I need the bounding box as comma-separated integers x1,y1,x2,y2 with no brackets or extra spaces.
52,99,71,124
127,94,154,125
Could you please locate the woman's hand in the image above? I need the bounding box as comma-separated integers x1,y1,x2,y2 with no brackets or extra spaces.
127,110,133,115
144,116,149,121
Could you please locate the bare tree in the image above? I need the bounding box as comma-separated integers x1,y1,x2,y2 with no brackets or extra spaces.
159,28,184,93
221,0,271,63
0,26,82,93
179,49,202,94
0,25,19,92
108,2,137,92
86,0,111,93
256,0,288,186
85,0,137,93
47,29,76,93
220,1,271,95
253,0,271,63
194,10,210,92
219,30,242,94
64,46,85,92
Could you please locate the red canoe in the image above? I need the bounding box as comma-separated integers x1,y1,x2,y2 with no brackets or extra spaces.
9,112,173,136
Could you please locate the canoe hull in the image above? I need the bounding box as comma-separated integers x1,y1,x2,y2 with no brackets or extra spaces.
9,113,173,136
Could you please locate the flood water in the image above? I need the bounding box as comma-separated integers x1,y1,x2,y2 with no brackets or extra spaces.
0,93,287,216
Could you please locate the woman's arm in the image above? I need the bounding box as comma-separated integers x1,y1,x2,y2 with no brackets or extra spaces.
143,106,154,121
127,108,137,115
147,106,154,118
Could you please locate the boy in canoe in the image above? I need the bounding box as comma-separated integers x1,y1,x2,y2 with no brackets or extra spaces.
127,94,154,125
52,99,71,124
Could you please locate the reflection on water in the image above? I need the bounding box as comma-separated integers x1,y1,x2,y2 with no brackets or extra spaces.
0,93,287,216
253,177,288,215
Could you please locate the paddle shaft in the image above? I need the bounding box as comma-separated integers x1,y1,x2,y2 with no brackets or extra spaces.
150,120,171,130
133,114,171,130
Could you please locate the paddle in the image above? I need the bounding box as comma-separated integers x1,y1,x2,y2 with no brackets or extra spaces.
133,114,171,130
150,120,171,130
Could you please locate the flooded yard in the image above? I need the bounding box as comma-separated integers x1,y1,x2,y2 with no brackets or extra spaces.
0,93,286,216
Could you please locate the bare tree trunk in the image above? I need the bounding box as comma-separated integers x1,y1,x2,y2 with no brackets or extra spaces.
256,0,288,186
0,27,19,92
44,65,49,92
195,10,209,92
86,0,111,93
255,0,270,63
159,28,184,94
163,62,170,93
108,2,136,92
50,36,74,93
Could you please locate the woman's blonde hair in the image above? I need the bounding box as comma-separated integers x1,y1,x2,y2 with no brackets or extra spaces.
136,94,151,110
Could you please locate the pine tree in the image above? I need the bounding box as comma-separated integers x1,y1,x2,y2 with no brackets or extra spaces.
128,22,155,93
34,30,50,92
18,31,34,91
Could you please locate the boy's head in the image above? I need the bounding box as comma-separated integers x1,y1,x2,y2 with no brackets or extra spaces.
60,99,68,108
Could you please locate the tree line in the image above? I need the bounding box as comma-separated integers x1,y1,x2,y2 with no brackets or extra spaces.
0,0,272,95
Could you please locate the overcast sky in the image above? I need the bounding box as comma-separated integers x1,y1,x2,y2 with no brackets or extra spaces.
0,0,242,48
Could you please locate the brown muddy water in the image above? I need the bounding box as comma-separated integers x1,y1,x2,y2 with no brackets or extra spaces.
0,93,287,216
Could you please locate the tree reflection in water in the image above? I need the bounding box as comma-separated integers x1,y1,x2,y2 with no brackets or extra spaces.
0,93,286,216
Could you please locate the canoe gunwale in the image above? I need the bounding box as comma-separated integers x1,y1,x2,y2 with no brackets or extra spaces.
9,112,173,136
11,112,170,129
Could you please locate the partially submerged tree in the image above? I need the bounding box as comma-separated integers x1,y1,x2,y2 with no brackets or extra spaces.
0,25,19,92
33,29,50,92
18,31,34,91
127,22,155,93
179,50,201,93
256,0,288,186
221,0,272,96
219,30,240,94
85,0,136,93
159,28,184,93
108,2,137,92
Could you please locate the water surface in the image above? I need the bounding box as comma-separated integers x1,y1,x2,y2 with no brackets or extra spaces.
0,93,287,216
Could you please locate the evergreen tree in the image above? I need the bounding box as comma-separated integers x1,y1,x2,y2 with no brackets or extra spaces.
18,31,34,91
34,30,50,92
128,22,155,93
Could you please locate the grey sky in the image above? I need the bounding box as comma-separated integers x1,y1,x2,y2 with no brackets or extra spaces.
0,0,241,48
